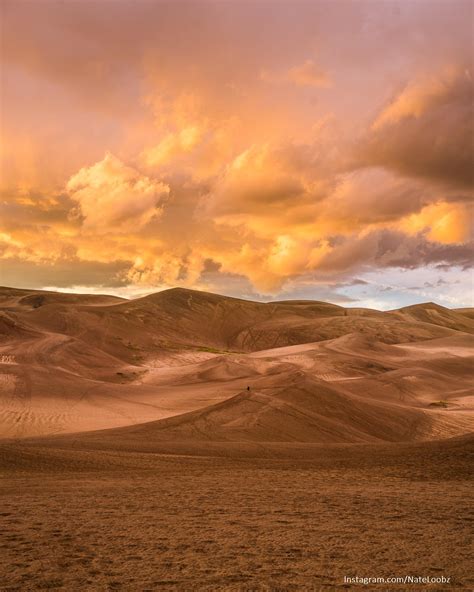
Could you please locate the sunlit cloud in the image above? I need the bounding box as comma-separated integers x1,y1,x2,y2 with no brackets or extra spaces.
400,202,473,244
0,0,472,306
66,153,169,232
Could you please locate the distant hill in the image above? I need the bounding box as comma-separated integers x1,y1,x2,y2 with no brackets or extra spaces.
389,302,474,334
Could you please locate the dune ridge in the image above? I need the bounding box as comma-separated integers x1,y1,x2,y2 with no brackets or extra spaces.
0,285,472,451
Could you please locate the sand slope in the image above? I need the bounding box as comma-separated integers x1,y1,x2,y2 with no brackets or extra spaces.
0,286,472,448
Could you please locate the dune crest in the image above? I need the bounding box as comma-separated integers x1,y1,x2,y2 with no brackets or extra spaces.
0,286,472,448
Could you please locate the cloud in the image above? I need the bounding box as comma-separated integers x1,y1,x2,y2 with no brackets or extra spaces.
0,256,130,290
316,229,474,274
212,145,305,214
349,278,369,286
400,201,473,244
320,168,431,231
206,141,337,241
125,251,205,287
1,1,472,304
372,66,467,130
288,60,332,88
358,65,474,189
2,134,471,299
261,59,331,89
66,153,169,232
142,126,204,168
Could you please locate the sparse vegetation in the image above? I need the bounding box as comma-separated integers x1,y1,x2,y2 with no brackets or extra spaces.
195,346,237,354
115,370,145,381
429,400,449,408
151,339,240,354
125,341,141,351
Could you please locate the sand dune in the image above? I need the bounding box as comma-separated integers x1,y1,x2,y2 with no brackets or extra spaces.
57,372,434,444
456,307,474,319
0,285,472,448
0,286,123,308
390,302,474,333
1,286,473,591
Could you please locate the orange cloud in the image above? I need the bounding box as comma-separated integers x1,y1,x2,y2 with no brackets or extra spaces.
288,60,332,88
400,202,473,244
142,126,204,167
372,66,468,130
66,153,169,233
1,1,472,299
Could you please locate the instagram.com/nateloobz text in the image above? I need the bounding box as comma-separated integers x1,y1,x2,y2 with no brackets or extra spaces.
344,575,451,586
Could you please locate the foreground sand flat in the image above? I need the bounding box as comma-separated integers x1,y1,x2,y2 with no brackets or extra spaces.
1,437,473,591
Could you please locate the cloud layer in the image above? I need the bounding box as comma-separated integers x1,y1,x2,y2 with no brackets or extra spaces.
1,0,472,306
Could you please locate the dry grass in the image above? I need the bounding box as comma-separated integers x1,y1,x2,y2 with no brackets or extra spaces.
429,400,449,408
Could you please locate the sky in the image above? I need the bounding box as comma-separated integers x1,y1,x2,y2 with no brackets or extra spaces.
0,0,473,308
